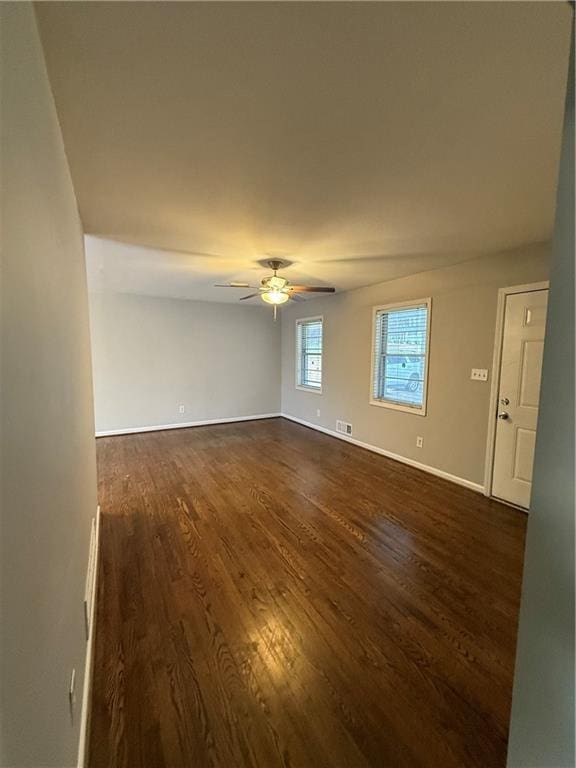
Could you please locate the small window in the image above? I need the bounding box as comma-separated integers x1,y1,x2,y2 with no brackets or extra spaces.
296,316,323,392
370,299,431,414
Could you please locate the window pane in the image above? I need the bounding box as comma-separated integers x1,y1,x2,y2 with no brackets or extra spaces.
382,369,424,406
302,352,322,387
297,318,323,388
383,307,428,356
374,305,428,409
303,324,322,352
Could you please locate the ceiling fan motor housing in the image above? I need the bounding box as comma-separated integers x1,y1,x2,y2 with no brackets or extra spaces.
263,275,288,290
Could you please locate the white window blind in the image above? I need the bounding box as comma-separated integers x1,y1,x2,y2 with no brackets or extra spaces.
296,317,323,390
371,300,430,413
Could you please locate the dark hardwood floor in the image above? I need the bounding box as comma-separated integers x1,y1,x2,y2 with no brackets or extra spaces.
89,417,526,768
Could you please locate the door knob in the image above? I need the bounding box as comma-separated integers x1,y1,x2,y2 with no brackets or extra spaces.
497,412,509,420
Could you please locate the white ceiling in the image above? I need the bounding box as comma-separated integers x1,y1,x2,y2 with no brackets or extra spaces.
37,2,572,300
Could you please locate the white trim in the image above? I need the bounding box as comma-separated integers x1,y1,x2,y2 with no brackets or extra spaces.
295,384,323,395
281,413,484,494
369,297,432,417
95,413,281,437
483,281,550,497
295,315,324,393
77,505,101,768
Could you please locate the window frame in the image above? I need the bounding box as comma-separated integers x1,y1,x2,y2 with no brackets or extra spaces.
295,315,324,394
369,297,432,416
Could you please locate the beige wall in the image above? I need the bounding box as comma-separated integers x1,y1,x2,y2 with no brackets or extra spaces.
0,4,98,766
281,242,550,487
89,291,281,433
507,27,574,768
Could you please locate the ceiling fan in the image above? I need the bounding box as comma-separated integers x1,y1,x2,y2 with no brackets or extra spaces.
215,260,335,318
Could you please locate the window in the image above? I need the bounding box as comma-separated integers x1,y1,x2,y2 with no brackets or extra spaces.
370,299,431,414
296,316,323,392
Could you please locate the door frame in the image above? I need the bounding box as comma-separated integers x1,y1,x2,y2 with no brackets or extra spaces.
483,280,550,499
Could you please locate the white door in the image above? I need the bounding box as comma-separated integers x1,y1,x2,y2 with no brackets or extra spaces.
492,289,548,508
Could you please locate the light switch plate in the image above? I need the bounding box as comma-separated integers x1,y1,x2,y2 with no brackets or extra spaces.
471,368,489,381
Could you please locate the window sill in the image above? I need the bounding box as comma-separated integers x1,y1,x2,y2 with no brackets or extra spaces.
369,398,427,416
296,385,323,395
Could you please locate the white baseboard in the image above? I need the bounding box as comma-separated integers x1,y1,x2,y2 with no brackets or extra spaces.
77,505,101,768
95,412,281,437
281,413,484,494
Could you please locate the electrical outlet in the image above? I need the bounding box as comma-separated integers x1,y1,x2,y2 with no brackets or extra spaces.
178,404,185,414
470,368,489,381
416,436,423,448
316,409,321,417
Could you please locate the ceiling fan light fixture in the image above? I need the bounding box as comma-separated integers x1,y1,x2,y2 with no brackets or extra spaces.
214,260,335,315
261,289,289,305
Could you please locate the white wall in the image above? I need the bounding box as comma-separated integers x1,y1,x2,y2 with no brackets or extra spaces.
89,291,281,433
507,26,574,768
0,4,98,766
281,243,550,488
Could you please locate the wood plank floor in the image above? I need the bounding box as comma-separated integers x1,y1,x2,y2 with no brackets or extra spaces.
89,418,526,768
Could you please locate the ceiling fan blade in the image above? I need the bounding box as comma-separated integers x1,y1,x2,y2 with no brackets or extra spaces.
289,293,305,302
239,293,260,301
289,286,336,293
214,282,255,288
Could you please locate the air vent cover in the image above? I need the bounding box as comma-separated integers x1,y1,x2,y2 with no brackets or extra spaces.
336,420,353,436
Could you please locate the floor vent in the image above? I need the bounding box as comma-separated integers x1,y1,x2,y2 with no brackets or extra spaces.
336,420,353,436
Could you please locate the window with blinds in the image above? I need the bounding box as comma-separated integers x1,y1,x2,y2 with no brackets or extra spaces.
296,317,323,391
371,299,431,414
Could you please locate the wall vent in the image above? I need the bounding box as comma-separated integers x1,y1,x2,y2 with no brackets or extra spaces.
336,420,353,436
